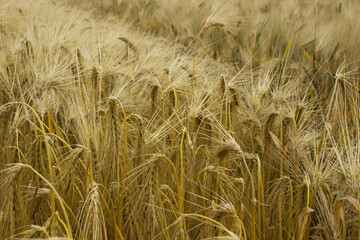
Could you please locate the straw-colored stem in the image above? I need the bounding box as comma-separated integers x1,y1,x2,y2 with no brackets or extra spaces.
15,102,56,213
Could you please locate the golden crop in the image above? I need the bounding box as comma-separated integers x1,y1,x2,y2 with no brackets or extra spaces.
1,0,360,239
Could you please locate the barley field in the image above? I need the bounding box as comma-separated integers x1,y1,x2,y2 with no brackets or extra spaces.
1,0,360,239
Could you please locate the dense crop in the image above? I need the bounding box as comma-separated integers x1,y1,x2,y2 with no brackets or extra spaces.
1,0,360,239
